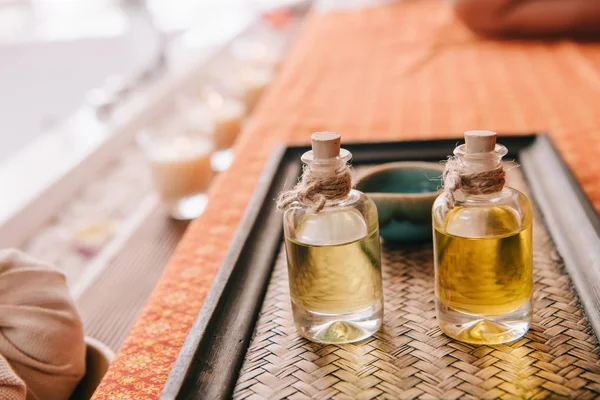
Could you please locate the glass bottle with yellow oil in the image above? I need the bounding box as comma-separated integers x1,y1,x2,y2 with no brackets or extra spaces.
279,132,383,344
432,130,533,345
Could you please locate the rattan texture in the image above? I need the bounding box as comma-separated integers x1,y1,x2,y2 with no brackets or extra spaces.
233,167,600,399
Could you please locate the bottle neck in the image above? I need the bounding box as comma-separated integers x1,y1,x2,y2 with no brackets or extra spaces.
301,148,352,175
306,158,346,177
299,148,354,207
452,143,507,198
454,143,506,173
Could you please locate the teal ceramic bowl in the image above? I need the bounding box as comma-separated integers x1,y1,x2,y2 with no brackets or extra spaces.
355,162,444,242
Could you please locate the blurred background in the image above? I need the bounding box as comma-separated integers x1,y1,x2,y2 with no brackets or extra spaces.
0,0,307,354
0,0,294,161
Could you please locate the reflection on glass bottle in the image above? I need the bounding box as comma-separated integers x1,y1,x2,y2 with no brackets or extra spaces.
280,132,383,344
433,130,533,345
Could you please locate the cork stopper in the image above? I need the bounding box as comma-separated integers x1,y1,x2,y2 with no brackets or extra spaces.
311,132,341,159
465,130,497,154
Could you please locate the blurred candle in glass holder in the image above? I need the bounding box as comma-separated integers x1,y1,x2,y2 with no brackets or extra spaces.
206,89,245,150
137,114,215,220
239,66,273,113
203,89,245,172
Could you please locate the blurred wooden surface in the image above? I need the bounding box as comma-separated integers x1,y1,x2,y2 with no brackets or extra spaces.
20,141,188,350
77,206,188,350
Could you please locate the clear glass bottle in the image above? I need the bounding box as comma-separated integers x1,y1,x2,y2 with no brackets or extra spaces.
432,130,533,345
282,132,383,344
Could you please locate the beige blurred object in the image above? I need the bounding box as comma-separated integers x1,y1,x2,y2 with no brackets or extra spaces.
0,249,86,400
137,117,214,220
147,138,214,199
70,337,115,400
240,67,273,113
205,91,245,150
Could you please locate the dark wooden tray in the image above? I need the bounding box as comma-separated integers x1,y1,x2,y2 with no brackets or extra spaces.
161,135,600,400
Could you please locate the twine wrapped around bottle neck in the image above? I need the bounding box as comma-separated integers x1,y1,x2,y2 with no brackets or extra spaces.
276,164,353,212
443,157,506,208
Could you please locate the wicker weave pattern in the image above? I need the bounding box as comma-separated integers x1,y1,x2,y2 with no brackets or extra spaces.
233,168,600,399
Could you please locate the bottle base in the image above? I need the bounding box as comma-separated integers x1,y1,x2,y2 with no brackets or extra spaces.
292,300,383,344
437,299,531,345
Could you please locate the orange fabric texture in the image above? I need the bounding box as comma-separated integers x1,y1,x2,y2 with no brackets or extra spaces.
94,1,600,398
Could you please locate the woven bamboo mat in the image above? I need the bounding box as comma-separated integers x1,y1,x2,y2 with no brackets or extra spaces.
233,166,600,400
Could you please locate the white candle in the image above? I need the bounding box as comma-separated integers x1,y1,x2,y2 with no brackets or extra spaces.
146,136,214,205
239,67,273,113
206,92,245,150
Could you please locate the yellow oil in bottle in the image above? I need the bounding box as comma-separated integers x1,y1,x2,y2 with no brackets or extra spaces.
282,132,383,344
434,205,533,344
286,229,383,316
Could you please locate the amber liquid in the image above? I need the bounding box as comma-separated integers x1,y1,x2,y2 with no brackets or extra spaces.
286,229,383,315
435,206,533,317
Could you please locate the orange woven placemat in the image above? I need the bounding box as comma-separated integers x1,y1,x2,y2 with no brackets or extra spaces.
94,1,600,398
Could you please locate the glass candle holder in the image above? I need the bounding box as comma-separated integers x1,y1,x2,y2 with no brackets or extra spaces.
137,111,215,220
204,89,245,172
205,89,245,150
239,66,273,113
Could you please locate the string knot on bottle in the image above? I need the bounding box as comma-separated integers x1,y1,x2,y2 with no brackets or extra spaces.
443,157,506,208
277,164,353,212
